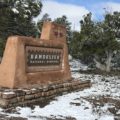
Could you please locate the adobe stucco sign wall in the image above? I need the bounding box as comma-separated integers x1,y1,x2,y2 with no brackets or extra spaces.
0,22,71,88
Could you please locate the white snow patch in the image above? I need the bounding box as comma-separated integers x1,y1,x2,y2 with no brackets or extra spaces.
24,15,28,18
3,92,15,95
24,4,28,8
16,107,32,118
70,59,88,71
12,8,19,14
99,115,114,120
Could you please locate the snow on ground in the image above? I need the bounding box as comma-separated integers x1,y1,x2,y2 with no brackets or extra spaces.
1,72,119,120
69,59,88,71
0,60,119,120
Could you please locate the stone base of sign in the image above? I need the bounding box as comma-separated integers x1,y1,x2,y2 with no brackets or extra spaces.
0,79,91,109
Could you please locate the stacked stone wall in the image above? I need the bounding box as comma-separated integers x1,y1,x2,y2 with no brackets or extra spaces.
0,80,91,108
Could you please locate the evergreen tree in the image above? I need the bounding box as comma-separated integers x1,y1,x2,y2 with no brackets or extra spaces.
37,13,51,37
0,0,42,56
54,15,72,48
71,12,120,72
70,31,81,58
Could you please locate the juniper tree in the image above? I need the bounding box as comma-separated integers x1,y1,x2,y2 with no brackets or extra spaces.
77,12,120,72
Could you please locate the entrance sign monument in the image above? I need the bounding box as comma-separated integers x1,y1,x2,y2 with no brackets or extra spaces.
0,22,91,108
0,22,71,88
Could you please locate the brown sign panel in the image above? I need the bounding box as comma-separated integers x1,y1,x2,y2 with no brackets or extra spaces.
25,46,63,72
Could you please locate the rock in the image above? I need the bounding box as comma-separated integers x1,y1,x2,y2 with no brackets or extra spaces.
114,115,120,120
31,88,38,94
17,96,25,102
2,92,16,99
0,99,9,107
70,102,81,106
0,92,2,97
43,87,49,92
23,90,31,95
15,90,26,96
34,93,42,98
9,98,18,104
108,107,117,114
84,107,89,110
25,95,34,100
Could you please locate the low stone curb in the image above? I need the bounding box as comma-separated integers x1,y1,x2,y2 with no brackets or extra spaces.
0,79,91,108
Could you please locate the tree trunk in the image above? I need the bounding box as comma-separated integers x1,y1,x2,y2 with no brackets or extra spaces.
105,52,112,72
93,58,106,71
93,52,113,72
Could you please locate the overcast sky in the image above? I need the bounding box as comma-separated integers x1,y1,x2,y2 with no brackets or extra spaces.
36,0,120,31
